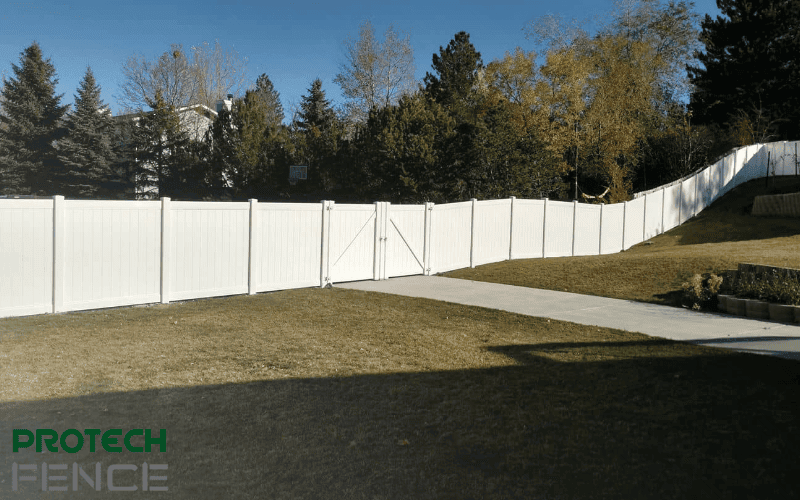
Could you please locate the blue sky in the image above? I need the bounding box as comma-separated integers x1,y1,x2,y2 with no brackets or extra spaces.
0,0,722,120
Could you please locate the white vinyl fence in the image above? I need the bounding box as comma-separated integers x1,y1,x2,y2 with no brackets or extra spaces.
1,141,798,318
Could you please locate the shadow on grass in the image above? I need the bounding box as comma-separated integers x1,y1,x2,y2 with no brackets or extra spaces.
2,341,799,500
652,290,684,307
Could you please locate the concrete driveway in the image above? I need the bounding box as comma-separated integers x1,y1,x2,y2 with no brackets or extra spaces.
337,276,800,361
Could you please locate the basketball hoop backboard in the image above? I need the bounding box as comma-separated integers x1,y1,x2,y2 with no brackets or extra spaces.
289,165,308,181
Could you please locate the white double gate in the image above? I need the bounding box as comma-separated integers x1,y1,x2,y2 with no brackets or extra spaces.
323,201,429,284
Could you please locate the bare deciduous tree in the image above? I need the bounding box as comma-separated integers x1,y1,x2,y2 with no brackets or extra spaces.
190,40,249,110
119,40,248,112
334,21,416,125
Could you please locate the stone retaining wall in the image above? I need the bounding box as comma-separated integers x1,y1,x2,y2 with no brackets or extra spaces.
751,192,800,217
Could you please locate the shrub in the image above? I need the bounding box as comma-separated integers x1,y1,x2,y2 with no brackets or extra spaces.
731,269,800,305
682,273,724,310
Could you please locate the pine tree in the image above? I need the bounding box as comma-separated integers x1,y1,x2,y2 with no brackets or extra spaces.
0,42,69,195
205,105,239,199
132,90,192,199
689,0,800,141
423,32,483,119
293,79,341,193
57,67,118,198
254,74,285,128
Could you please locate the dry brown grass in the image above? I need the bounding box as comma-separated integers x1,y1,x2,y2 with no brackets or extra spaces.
447,177,800,306
2,288,799,499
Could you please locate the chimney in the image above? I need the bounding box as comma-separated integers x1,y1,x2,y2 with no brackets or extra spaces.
216,95,233,114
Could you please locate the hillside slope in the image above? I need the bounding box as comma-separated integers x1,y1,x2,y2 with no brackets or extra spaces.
445,177,800,305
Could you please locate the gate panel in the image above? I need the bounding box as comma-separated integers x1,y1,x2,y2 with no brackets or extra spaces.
328,204,377,283
386,205,426,278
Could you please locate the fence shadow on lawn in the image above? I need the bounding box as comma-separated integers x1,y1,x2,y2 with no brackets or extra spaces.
2,343,798,500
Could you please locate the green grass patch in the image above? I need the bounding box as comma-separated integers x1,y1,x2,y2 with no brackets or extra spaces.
446,177,800,306
1,289,798,498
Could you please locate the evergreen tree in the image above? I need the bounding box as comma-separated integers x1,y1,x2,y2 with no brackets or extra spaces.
352,92,455,202
688,0,800,141
110,114,144,199
254,74,285,128
292,79,342,193
463,100,565,201
423,32,483,119
132,90,192,199
0,42,69,195
57,67,118,198
205,104,239,199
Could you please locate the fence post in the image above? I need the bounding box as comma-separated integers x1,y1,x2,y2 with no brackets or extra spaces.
598,203,604,255
642,194,647,242
52,195,65,313
721,155,727,192
508,196,515,260
373,202,381,280
695,173,700,217
622,201,628,250
248,199,258,295
320,200,333,287
571,200,578,256
160,197,171,304
423,202,434,275
382,202,389,279
470,198,477,268
541,198,548,258
372,201,389,281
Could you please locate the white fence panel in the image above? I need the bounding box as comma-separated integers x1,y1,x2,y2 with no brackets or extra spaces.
707,160,723,203
328,204,377,283
719,151,735,197
730,146,748,188
472,199,512,266
600,203,624,254
697,167,712,211
170,201,250,301
679,176,698,223
543,201,574,257
510,199,545,259
386,204,426,278
429,201,472,273
785,141,800,176
0,199,53,318
643,189,664,240
662,183,681,231
771,142,790,176
739,144,764,184
62,200,161,312
573,203,601,256
253,203,322,292
623,198,645,250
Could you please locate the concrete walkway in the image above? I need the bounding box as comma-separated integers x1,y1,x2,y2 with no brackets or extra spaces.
337,276,800,361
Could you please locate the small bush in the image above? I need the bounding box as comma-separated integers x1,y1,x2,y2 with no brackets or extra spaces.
682,273,724,310
731,269,800,305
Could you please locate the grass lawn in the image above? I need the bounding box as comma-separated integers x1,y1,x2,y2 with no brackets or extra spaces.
446,177,800,306
1,288,799,499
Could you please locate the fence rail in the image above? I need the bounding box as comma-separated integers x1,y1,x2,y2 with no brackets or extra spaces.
1,141,798,319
